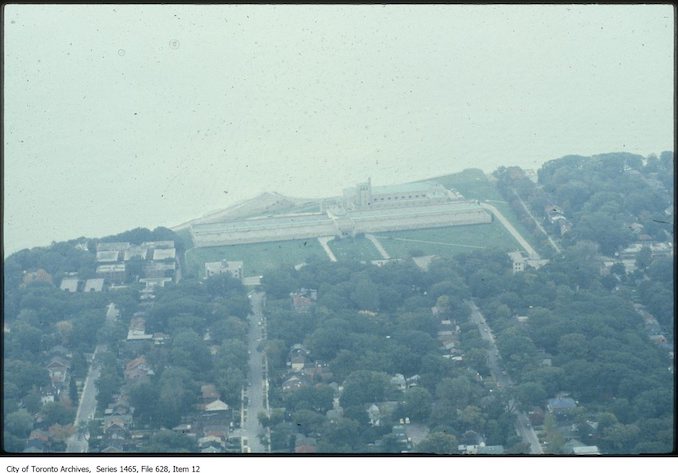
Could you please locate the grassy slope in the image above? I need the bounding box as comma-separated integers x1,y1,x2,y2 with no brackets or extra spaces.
328,236,382,261
376,220,521,259
185,238,328,277
422,168,544,253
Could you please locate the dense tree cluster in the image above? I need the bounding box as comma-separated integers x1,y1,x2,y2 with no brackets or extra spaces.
261,258,520,453
496,152,673,257
459,245,673,453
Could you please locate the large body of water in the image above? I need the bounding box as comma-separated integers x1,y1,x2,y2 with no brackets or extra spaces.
3,5,673,256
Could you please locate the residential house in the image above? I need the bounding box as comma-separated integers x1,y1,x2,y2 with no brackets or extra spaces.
201,400,231,426
282,374,310,393
139,277,172,289
127,315,152,341
96,250,121,263
461,430,484,447
201,445,222,453
143,261,176,279
101,446,124,454
172,424,194,435
508,251,526,273
204,260,244,280
204,400,229,412
142,240,175,250
290,288,317,313
546,396,578,419
152,247,176,261
104,420,130,441
97,242,131,252
96,263,126,283
290,355,306,372
46,356,70,386
406,375,421,388
123,246,148,261
198,435,225,452
545,204,564,220
84,278,105,292
124,356,153,382
390,425,412,452
59,278,80,293
302,362,333,383
391,373,407,392
40,387,57,406
289,343,310,359
152,332,170,346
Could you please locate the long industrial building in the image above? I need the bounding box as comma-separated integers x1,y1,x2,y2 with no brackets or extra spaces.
190,179,492,247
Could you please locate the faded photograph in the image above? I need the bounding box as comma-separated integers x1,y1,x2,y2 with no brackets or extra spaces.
2,4,674,455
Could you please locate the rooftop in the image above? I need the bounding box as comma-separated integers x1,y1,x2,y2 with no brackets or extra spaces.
153,248,176,260
60,278,79,292
96,250,120,263
97,263,126,272
123,247,148,261
547,397,577,410
371,181,444,195
97,242,131,252
83,278,104,292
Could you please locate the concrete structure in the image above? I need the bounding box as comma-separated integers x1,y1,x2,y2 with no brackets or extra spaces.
127,316,152,341
60,278,80,292
508,251,526,273
123,246,148,261
97,242,131,252
508,251,549,274
83,278,104,292
342,178,452,210
143,261,176,278
96,263,126,283
204,260,244,279
572,446,601,455
139,277,172,288
191,179,491,248
96,250,121,263
152,248,176,261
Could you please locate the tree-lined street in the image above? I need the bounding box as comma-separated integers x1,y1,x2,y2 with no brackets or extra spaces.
466,300,543,454
238,291,269,452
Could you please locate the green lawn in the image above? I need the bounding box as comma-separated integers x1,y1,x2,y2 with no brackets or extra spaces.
487,200,544,254
418,168,545,254
375,220,522,259
185,238,328,277
421,168,505,201
327,236,382,261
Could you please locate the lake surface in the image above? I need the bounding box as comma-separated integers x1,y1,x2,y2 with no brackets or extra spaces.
3,5,673,255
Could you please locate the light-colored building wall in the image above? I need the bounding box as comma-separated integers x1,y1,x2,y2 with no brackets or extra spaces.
191,180,491,248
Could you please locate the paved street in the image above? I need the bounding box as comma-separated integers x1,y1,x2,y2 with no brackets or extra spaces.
480,202,540,259
317,236,338,262
511,190,562,254
239,291,270,453
66,344,105,453
466,300,543,454
365,233,391,259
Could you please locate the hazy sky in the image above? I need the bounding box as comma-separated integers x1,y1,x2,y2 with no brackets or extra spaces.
3,4,674,255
